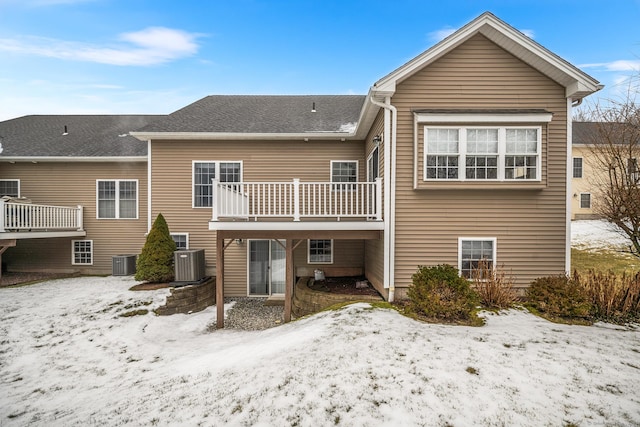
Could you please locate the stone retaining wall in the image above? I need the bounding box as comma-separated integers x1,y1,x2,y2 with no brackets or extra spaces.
155,277,215,315
292,277,383,317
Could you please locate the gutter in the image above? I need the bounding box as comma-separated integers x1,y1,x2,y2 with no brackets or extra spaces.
0,156,147,163
369,95,397,302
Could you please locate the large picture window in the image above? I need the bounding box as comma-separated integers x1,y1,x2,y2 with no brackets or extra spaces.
97,180,137,219
424,126,541,181
193,161,242,207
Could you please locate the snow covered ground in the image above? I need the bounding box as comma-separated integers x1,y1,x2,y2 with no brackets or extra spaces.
571,219,630,251
0,221,639,426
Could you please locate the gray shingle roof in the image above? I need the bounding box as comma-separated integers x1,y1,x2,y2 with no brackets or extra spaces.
0,115,162,158
139,95,366,134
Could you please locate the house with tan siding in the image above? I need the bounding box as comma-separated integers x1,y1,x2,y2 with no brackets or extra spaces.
1,12,600,326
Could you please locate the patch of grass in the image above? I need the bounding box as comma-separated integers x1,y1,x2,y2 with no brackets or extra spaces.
572,248,640,275
119,309,149,317
466,366,478,375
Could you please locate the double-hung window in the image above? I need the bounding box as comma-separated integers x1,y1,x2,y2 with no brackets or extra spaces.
580,193,591,209
424,126,541,181
72,240,93,265
97,180,137,219
505,129,538,180
0,180,19,197
193,161,242,208
171,233,189,250
458,238,496,279
425,128,459,179
308,239,333,264
331,161,357,191
572,157,583,178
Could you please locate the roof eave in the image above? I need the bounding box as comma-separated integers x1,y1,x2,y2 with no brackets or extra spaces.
130,131,361,141
0,156,147,163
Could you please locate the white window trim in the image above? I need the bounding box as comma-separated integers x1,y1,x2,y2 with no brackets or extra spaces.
579,193,591,209
367,147,379,182
424,126,542,182
192,160,243,208
572,157,583,178
458,237,497,278
96,179,139,219
307,239,334,264
170,233,189,250
71,239,93,265
0,179,20,197
416,112,553,123
330,160,358,181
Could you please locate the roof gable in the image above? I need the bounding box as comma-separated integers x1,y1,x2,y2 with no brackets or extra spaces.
373,12,601,100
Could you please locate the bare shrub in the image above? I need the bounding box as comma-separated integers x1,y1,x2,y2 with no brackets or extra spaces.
574,270,640,321
472,260,517,309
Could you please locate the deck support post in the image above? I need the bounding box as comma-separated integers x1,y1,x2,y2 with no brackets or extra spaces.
284,238,294,322
216,233,224,329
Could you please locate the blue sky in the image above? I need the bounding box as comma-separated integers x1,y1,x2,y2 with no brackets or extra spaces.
0,0,639,121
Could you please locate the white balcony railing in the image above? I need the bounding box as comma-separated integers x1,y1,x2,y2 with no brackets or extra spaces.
212,178,383,222
0,200,84,232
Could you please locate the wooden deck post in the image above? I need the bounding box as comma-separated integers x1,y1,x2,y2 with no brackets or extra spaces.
216,233,224,329
284,238,294,322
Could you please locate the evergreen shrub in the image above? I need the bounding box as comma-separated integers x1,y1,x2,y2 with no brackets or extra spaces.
407,264,480,324
135,213,176,283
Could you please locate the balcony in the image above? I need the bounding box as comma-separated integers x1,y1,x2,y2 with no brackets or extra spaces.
0,199,85,239
209,178,384,233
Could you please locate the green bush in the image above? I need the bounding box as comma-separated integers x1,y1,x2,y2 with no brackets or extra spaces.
526,275,591,319
407,264,480,324
135,213,176,283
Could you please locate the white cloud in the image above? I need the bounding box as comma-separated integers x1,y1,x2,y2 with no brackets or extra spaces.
579,60,640,72
519,29,535,39
428,27,456,43
0,27,201,66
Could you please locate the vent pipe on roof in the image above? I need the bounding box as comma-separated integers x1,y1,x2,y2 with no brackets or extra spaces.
311,102,316,113
62,125,68,136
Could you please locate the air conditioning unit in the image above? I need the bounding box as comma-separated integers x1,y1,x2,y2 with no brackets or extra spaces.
174,249,206,282
112,254,137,276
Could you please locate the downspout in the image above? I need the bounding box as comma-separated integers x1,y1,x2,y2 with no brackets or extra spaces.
565,98,573,274
147,139,152,232
369,95,397,302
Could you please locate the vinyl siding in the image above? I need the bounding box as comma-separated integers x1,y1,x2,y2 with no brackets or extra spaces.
150,139,368,296
0,162,148,273
391,34,569,290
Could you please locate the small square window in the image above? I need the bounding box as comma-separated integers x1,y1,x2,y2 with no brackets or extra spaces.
331,161,357,191
459,238,496,279
308,239,333,264
72,240,93,265
0,180,19,197
171,233,189,250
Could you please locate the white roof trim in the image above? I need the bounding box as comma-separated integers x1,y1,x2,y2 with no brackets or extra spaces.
0,156,146,163
209,221,384,232
415,112,553,123
372,12,601,99
130,131,358,141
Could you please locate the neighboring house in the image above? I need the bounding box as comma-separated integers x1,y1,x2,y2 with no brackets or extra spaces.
570,121,639,220
1,12,600,326
571,122,600,219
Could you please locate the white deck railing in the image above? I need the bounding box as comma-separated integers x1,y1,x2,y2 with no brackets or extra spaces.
0,201,84,232
212,178,382,222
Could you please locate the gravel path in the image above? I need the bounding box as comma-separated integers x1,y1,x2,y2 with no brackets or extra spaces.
222,297,285,330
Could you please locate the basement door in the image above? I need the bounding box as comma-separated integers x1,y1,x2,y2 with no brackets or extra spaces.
248,240,285,296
